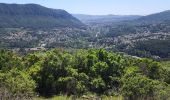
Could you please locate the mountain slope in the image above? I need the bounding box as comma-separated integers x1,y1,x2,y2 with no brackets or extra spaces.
134,10,170,24
0,3,84,28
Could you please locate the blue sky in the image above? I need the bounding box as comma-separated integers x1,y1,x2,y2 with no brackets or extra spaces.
0,0,170,15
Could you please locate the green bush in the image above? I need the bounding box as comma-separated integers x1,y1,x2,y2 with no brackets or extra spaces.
0,68,36,99
0,48,170,99
121,66,170,100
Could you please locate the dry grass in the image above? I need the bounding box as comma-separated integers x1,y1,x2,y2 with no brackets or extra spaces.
34,95,123,100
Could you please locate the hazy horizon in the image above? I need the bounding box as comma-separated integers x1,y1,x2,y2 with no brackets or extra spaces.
0,0,170,16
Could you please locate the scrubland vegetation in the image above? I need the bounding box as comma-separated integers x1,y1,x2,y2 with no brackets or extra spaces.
1,49,170,100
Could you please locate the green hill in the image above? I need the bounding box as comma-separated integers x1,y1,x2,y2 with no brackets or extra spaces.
135,10,170,24
0,3,84,29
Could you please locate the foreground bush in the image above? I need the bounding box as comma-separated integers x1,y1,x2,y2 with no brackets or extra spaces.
26,49,126,96
1,49,170,99
121,67,170,100
0,68,36,99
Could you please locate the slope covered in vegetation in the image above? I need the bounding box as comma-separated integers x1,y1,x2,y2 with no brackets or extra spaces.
0,3,84,29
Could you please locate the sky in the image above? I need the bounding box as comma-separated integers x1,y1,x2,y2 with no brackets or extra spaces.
0,0,170,15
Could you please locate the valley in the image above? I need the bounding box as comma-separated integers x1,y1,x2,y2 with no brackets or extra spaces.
1,3,170,60
0,2,170,100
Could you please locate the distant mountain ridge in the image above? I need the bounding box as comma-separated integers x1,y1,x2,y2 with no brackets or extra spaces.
74,10,170,26
73,14,142,25
101,10,170,37
0,3,84,28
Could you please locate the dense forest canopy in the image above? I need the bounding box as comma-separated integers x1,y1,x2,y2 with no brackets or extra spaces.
0,49,170,99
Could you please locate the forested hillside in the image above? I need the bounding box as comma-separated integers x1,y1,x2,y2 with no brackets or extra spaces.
0,3,84,28
135,10,170,24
